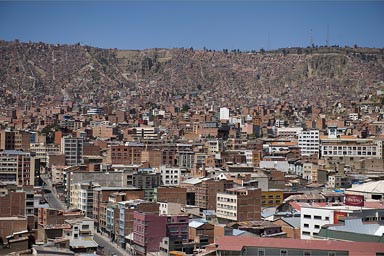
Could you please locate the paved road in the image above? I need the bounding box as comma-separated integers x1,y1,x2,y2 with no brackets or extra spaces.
94,232,131,256
41,174,65,210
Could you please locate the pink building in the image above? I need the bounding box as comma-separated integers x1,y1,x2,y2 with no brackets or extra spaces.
133,212,166,255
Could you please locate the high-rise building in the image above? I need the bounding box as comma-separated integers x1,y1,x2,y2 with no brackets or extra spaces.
133,211,166,255
298,130,320,158
0,150,36,186
61,136,84,166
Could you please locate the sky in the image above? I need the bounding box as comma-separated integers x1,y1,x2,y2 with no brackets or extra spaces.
0,1,383,51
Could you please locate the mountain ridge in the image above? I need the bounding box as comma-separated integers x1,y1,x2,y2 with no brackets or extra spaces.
1,39,383,112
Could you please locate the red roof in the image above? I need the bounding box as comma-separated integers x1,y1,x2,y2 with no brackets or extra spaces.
215,236,384,255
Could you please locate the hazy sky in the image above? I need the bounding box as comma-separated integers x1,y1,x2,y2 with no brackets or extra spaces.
0,1,383,51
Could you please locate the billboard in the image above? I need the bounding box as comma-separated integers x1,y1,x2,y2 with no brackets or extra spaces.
345,194,364,207
334,211,347,224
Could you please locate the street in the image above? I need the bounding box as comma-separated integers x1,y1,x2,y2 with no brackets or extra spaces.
41,174,65,210
94,232,131,256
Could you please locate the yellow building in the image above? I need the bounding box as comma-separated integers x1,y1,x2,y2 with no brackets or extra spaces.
261,190,284,208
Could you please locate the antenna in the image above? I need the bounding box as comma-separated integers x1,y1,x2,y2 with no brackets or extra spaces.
310,29,314,47
326,24,330,47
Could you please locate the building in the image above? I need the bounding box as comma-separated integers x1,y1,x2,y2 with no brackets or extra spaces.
190,178,233,210
30,143,60,166
215,236,384,256
155,186,187,205
61,136,84,166
0,150,36,186
216,187,261,222
92,187,143,233
220,107,230,120
64,217,98,253
116,200,159,249
160,166,181,186
132,211,166,255
318,218,384,243
261,190,284,207
188,219,214,245
132,168,161,189
300,204,384,239
346,180,384,200
298,130,320,158
159,215,189,254
0,129,31,151
105,143,144,165
320,135,383,171
70,182,98,217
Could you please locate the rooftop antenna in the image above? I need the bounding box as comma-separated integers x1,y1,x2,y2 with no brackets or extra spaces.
326,24,330,47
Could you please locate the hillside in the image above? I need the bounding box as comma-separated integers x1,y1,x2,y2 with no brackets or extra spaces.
1,40,383,111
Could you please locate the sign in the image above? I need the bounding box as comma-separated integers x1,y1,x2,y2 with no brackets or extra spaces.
345,194,364,207
334,211,347,224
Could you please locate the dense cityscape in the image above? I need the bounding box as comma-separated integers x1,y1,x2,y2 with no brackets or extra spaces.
1,39,384,256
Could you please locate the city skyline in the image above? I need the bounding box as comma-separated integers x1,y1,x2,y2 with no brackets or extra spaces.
0,1,383,51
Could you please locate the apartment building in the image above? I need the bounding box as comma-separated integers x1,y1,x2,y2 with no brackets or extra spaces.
160,166,181,186
30,142,60,165
194,178,234,210
0,129,31,151
116,200,159,249
159,215,189,254
61,136,84,166
0,150,36,186
298,130,320,158
132,211,166,255
92,187,143,233
216,187,261,222
105,143,144,165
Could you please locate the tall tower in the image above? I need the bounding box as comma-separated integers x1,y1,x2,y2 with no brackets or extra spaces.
310,29,314,47
326,24,330,47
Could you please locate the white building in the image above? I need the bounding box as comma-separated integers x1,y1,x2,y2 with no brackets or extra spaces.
260,159,289,173
298,130,320,157
301,206,334,239
220,107,230,120
64,217,98,251
160,166,181,186
301,205,384,240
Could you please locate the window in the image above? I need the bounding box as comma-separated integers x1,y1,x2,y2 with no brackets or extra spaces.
328,253,336,256
304,214,311,219
304,223,309,228
280,249,288,256
303,251,311,256
314,215,321,220
258,249,265,256
302,231,310,236
314,225,320,229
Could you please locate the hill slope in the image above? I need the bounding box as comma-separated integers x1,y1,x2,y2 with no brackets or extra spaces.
1,40,383,110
